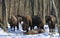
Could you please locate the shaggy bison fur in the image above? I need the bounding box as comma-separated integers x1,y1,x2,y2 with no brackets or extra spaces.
45,15,56,29
8,15,19,31
31,15,44,30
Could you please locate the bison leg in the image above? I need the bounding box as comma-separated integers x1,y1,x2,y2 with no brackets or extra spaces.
25,26,29,32
30,25,34,30
13,26,15,31
17,25,19,30
10,25,13,31
37,25,39,29
10,25,15,31
30,25,32,30
26,29,29,32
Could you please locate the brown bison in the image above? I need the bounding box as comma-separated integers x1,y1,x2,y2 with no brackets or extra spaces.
21,15,32,32
8,15,19,31
16,15,30,32
16,15,32,32
45,15,56,29
25,15,32,30
21,16,29,32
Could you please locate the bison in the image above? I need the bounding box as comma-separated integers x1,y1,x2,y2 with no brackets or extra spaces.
24,29,45,35
8,15,19,31
21,16,29,32
31,15,44,30
16,15,30,32
45,15,57,30
17,15,32,32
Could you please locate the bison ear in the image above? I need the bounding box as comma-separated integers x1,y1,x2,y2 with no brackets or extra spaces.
21,21,24,25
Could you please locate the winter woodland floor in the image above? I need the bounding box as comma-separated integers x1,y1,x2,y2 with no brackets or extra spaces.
0,23,60,38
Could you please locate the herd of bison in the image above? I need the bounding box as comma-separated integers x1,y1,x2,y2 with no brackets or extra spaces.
0,15,57,35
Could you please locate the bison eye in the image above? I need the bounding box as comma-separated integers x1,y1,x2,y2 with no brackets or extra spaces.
21,21,24,25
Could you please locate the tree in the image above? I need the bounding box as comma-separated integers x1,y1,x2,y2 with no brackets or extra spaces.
31,0,34,16
8,0,11,19
43,0,46,25
2,0,7,31
52,0,59,26
17,0,20,15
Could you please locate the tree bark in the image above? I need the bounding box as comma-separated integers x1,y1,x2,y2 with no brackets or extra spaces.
43,0,46,25
31,0,34,16
8,0,11,19
52,0,59,25
2,0,7,31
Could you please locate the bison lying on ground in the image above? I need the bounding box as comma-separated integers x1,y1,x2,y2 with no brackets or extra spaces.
24,29,45,35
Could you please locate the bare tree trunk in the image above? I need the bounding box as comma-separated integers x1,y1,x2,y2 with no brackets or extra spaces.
35,0,38,15
38,0,42,17
20,0,24,16
52,0,59,25
5,0,8,27
43,0,46,25
42,0,44,18
25,0,29,16
27,0,31,16
10,0,14,16
34,0,36,15
17,0,20,15
0,0,2,23
2,0,7,31
8,0,11,19
47,0,50,16
31,0,34,16
37,0,40,16
24,0,27,16
48,0,51,16
29,0,32,16
13,0,16,15
15,0,18,16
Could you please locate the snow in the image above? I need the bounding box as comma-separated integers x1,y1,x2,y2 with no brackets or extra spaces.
0,23,60,38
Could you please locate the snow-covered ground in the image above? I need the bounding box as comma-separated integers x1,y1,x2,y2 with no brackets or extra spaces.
0,23,60,38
